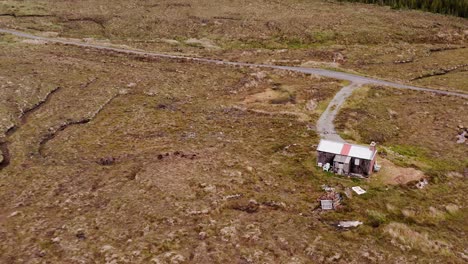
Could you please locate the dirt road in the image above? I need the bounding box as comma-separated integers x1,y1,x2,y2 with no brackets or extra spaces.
316,83,361,141
1,28,467,143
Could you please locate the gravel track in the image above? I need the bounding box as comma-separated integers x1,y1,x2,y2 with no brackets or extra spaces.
1,28,467,142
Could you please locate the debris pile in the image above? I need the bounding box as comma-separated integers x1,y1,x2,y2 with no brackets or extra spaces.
318,185,343,210
416,179,429,189
456,126,467,144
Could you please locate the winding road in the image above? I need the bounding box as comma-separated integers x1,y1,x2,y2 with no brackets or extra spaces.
1,28,467,142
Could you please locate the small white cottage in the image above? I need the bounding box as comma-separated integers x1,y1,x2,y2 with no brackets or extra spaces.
317,140,378,177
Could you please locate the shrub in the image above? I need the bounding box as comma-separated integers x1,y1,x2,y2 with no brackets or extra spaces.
367,210,387,227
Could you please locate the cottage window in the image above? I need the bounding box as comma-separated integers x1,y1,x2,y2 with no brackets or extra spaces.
354,159,360,166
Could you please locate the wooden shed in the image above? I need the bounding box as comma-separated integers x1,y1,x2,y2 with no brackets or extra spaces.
317,140,378,177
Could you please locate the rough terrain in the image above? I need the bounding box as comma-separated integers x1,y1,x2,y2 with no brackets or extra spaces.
0,1,467,263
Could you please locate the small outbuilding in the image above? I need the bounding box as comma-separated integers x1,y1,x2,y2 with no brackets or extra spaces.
318,191,342,210
317,140,378,177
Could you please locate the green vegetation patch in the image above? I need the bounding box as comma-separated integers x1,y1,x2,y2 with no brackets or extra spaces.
338,0,468,18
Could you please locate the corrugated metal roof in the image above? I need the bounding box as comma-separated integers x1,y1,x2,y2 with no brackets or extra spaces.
317,139,376,160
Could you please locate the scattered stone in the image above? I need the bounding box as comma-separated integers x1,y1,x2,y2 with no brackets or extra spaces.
327,253,342,262
97,156,116,166
306,100,317,111
51,237,61,243
232,199,259,213
76,229,86,240
198,231,207,240
187,209,210,215
428,207,444,219
242,224,262,242
202,184,216,193
185,38,219,49
321,185,335,192
387,108,398,118
8,211,21,218
262,201,286,210
169,254,185,264
223,194,242,200
220,226,237,242
333,52,345,63
101,245,114,253
250,71,267,80
445,204,460,215
184,132,196,139
161,38,180,45
127,82,137,88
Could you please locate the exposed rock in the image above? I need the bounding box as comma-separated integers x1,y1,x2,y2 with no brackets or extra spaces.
97,156,116,166
446,171,463,178
76,229,86,240
262,201,286,210
387,108,398,118
161,39,180,45
231,199,259,213
198,231,207,240
169,254,185,264
185,38,219,49
8,211,21,217
151,252,186,264
333,52,345,63
306,100,317,111
327,253,342,262
220,226,237,242
187,209,210,215
250,71,267,80
242,224,261,242
100,245,114,253
445,204,460,215
223,194,242,200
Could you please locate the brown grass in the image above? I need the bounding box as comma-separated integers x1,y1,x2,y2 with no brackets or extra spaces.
0,2,467,263
1,0,467,91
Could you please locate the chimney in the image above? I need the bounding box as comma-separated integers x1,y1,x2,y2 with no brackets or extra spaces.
369,142,376,152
